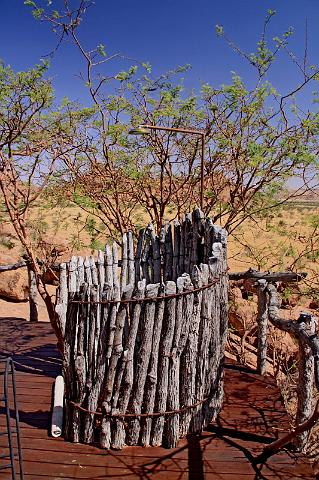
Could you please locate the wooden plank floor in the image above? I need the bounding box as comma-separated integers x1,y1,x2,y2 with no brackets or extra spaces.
0,317,316,479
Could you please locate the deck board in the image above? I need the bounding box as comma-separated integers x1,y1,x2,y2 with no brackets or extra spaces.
0,317,316,479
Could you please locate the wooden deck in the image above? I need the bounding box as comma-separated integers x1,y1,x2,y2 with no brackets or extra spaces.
0,317,316,479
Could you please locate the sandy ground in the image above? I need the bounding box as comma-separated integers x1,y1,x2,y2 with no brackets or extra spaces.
0,285,56,322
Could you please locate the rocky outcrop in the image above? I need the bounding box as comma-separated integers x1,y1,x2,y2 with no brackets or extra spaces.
0,253,28,302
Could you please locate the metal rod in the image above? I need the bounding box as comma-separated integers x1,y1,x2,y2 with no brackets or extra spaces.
200,133,205,211
4,358,16,480
11,360,24,479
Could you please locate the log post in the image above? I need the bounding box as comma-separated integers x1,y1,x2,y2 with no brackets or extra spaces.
295,313,316,451
257,279,268,375
27,265,39,322
267,284,319,452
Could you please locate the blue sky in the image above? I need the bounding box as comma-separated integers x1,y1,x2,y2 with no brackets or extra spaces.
1,0,319,106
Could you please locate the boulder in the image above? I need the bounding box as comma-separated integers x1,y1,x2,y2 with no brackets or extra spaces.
0,253,28,302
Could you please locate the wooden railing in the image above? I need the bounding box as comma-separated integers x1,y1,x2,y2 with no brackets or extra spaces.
230,270,319,454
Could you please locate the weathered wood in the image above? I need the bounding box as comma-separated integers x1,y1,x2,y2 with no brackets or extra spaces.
190,209,204,272
97,250,105,290
105,244,113,286
101,283,133,448
140,283,166,446
257,280,268,375
149,225,161,283
28,266,38,323
127,231,135,286
179,266,202,437
126,282,160,445
258,398,319,462
267,283,319,450
141,226,152,284
135,228,145,283
183,213,193,274
55,262,68,337
110,279,146,449
179,216,185,276
151,281,177,446
204,228,228,426
165,276,187,447
172,219,181,281
120,233,128,292
163,223,173,282
58,209,229,450
229,269,307,282
63,257,79,441
0,260,27,271
192,264,210,433
295,322,316,451
72,283,88,443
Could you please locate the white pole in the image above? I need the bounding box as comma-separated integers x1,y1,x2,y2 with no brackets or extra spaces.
51,375,64,438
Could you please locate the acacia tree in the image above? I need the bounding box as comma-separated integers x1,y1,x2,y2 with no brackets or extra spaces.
28,2,319,241
0,61,84,335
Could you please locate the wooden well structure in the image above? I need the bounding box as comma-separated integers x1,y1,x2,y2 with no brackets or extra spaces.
55,209,228,449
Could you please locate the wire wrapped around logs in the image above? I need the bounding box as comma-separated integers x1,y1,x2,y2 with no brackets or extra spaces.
68,397,208,418
69,271,228,305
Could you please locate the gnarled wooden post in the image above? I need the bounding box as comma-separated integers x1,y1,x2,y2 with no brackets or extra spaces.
267,283,319,451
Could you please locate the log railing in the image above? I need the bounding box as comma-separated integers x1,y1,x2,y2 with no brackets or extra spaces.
230,270,319,453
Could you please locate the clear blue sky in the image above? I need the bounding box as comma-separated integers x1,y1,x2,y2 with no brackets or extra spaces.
1,0,319,106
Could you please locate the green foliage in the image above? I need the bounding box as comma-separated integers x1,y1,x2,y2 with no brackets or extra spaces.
97,44,107,57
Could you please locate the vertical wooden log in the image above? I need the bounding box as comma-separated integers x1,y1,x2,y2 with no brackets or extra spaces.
101,283,133,449
164,223,173,282
151,281,177,446
63,256,79,441
90,255,99,286
178,274,194,354
28,266,39,323
202,245,221,428
179,266,202,436
295,315,316,451
179,215,185,276
135,228,145,283
190,209,204,272
127,231,135,286
178,275,195,437
203,230,228,427
106,243,120,361
110,279,146,449
73,282,88,443
217,227,228,359
183,213,193,275
120,233,128,292
257,279,268,375
112,242,119,290
144,225,155,283
192,264,210,433
139,283,166,446
97,250,105,291
165,275,187,447
55,263,68,336
77,256,85,290
150,225,161,283
126,283,160,445
84,256,92,286
105,244,113,286
203,218,214,264
172,220,181,281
